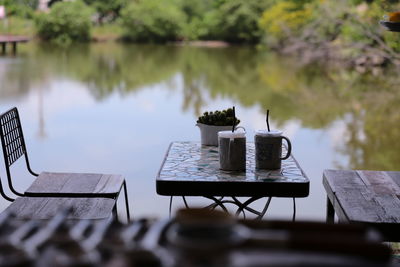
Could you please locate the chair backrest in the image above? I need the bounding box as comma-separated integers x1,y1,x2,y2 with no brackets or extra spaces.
0,107,37,199
0,107,27,168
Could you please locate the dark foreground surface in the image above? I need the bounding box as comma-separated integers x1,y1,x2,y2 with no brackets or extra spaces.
0,208,397,267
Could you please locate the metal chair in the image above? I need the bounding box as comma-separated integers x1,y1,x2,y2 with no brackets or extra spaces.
0,107,131,221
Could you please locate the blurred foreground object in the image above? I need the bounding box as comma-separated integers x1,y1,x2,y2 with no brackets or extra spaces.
389,12,400,22
380,12,400,32
0,208,396,266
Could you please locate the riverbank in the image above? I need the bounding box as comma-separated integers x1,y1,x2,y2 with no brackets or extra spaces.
271,38,393,72
3,0,400,73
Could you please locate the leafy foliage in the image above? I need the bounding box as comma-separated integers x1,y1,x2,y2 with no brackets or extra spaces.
0,0,38,18
35,0,93,45
83,0,126,24
178,0,218,40
120,0,186,43
259,1,312,41
212,0,270,43
197,108,240,126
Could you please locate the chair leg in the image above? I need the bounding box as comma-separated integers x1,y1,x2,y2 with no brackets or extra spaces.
111,203,119,223
326,197,335,223
123,181,131,222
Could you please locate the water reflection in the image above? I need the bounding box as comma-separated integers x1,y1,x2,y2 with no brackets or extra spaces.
0,42,399,219
5,43,398,171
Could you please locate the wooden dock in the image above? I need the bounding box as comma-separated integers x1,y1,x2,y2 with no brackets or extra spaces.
0,35,30,55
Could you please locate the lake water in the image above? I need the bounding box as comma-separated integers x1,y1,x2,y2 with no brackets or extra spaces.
0,42,399,221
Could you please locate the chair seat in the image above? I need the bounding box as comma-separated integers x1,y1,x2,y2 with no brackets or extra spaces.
4,197,115,220
25,172,125,197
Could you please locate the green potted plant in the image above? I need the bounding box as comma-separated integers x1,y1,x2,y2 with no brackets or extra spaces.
196,108,241,146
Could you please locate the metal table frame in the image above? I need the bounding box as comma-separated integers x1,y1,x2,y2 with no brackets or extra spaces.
157,142,309,219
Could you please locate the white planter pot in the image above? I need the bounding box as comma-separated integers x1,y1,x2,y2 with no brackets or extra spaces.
196,123,233,146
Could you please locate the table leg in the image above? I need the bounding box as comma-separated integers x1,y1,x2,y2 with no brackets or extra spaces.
292,198,296,222
326,196,335,223
169,196,173,218
257,197,272,220
182,196,190,209
1,43,6,55
170,196,276,219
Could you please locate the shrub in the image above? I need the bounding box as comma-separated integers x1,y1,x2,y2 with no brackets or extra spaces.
197,109,240,126
35,0,93,45
83,0,127,24
212,0,270,43
120,0,186,43
0,0,38,18
259,1,312,42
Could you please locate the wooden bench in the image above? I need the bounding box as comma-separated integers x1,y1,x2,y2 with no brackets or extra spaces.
323,169,400,241
3,197,115,220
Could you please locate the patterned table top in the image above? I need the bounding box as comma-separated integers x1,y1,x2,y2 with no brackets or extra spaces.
156,142,309,197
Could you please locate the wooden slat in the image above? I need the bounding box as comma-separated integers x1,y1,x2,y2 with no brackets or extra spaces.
93,174,124,194
0,35,30,43
371,194,400,223
58,173,102,193
357,170,400,196
336,188,390,223
386,171,400,189
26,172,71,193
5,197,115,220
323,169,366,192
25,172,124,195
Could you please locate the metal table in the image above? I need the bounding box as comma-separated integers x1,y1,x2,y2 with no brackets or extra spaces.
156,142,309,219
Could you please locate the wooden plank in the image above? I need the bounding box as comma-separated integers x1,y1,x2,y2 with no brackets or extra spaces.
355,170,371,186
25,172,124,195
0,35,30,43
357,171,400,196
4,197,49,218
335,187,400,223
371,194,400,223
26,172,71,194
58,173,102,193
383,171,400,194
323,170,366,192
5,197,115,220
93,174,124,194
335,188,382,223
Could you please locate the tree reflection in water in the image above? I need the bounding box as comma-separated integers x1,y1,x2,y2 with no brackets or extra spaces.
0,43,399,171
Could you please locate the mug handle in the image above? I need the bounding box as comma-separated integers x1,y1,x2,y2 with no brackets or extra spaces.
234,126,246,133
280,136,292,160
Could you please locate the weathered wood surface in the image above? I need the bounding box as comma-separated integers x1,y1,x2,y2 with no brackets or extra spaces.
0,35,30,43
0,35,30,54
25,172,124,197
4,197,115,220
323,169,400,241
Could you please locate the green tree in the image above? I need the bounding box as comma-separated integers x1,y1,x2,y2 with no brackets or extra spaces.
0,0,38,18
176,0,217,40
83,0,127,24
35,0,93,45
212,0,270,43
120,0,186,43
